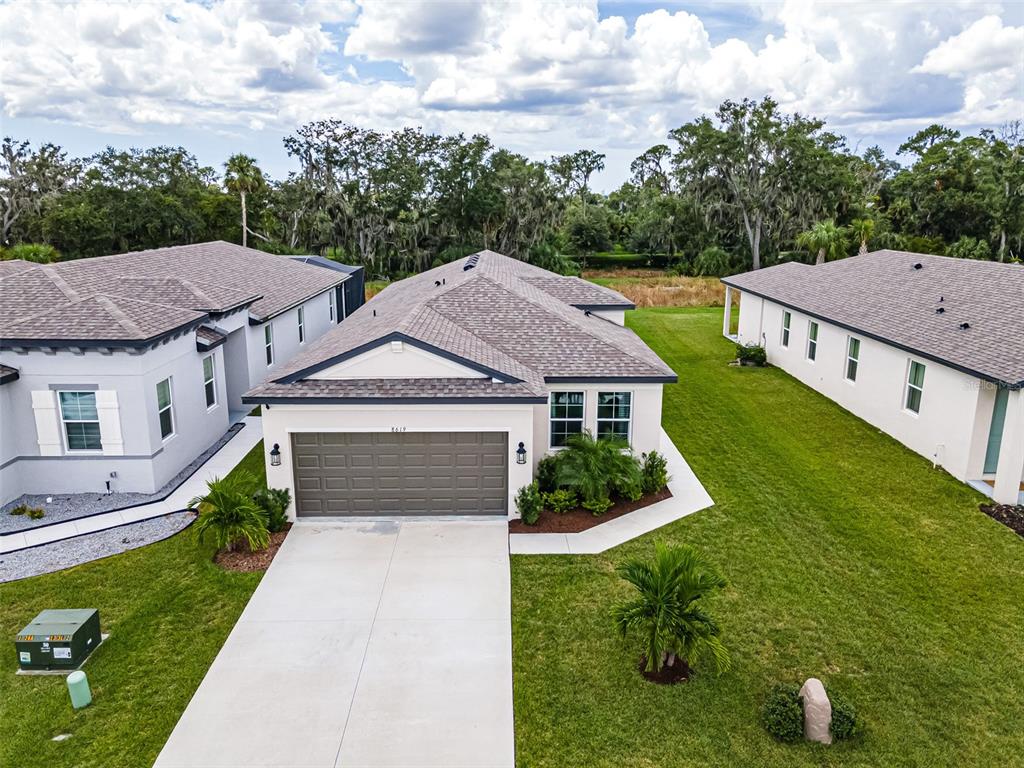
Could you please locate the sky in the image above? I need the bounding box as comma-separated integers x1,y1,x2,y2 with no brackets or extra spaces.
1,0,1021,191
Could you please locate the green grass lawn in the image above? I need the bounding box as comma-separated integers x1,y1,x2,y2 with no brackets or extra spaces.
511,307,1024,767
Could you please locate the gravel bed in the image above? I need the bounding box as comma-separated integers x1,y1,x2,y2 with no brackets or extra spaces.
0,511,194,583
0,424,244,533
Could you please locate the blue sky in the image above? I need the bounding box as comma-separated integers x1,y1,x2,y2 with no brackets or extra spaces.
1,1,1021,190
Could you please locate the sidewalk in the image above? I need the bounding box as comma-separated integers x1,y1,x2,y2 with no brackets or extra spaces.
0,416,263,554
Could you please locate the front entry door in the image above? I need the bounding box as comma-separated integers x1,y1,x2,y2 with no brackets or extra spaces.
984,387,1010,475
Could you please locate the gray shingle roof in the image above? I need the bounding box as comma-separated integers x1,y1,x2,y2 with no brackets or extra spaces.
246,250,675,402
723,250,1024,387
1,242,346,348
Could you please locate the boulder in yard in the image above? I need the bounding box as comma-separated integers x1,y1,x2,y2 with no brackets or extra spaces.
799,677,832,745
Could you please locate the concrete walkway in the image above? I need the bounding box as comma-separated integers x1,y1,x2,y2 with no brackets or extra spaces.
154,520,514,768
509,428,714,555
0,417,263,554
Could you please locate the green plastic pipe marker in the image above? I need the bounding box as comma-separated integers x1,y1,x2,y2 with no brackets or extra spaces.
67,670,92,709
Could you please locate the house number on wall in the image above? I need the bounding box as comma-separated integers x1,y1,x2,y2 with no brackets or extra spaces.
391,427,406,432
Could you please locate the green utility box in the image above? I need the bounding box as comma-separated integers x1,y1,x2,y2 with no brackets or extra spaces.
15,609,101,671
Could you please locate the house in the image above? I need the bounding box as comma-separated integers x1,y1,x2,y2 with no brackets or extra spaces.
244,250,676,518
722,250,1024,505
0,242,362,505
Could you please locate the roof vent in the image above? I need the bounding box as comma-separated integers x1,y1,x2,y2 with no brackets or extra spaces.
434,280,441,286
959,322,970,330
935,307,945,314
913,262,923,270
463,254,480,271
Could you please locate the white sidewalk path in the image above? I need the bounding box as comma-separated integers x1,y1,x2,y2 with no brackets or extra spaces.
509,428,714,555
0,417,263,554
154,520,515,768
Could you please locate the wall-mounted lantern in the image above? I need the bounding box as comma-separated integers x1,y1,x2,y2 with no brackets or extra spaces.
516,442,527,465
269,443,281,467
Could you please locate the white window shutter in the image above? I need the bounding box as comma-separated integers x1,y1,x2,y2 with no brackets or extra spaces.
96,390,124,456
31,390,62,456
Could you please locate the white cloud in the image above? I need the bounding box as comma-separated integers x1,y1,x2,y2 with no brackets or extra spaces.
0,0,1020,187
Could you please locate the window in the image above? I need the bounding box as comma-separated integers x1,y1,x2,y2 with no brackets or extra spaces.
156,378,174,439
806,321,819,361
329,291,336,322
781,311,791,347
203,355,216,408
59,391,102,451
264,323,274,366
845,337,860,382
297,307,305,344
905,361,926,414
549,391,584,448
597,392,632,442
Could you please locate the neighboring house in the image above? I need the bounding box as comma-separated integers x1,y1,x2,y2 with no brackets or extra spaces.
0,242,361,505
722,250,1024,505
244,250,676,518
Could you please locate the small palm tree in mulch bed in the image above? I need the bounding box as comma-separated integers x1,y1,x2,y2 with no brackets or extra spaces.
188,473,269,554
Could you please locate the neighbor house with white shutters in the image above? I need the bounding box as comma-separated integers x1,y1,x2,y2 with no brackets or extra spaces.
722,250,1024,505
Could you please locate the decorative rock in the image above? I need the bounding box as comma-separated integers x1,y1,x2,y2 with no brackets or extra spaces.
799,677,832,745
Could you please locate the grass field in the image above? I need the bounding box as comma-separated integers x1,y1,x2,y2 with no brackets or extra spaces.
511,307,1024,767
585,270,731,307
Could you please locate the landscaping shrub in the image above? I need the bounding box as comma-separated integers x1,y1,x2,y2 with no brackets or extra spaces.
828,689,861,740
536,454,560,494
9,505,28,516
640,451,670,494
189,473,269,553
691,245,731,277
515,482,544,525
735,343,767,366
582,496,613,515
615,475,644,502
543,488,577,514
762,683,805,742
253,487,291,533
26,507,45,520
555,430,642,512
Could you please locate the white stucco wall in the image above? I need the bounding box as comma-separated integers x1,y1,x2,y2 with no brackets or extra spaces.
247,289,335,391
736,292,987,482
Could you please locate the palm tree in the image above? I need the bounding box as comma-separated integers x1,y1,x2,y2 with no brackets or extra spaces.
554,429,642,507
188,473,269,553
849,217,875,255
796,220,848,265
613,543,731,676
223,154,265,247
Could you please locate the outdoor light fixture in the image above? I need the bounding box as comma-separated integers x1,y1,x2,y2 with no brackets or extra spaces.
269,443,281,466
516,442,527,465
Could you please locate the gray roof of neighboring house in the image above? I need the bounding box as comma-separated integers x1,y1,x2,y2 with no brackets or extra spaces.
722,250,1024,387
245,250,675,403
0,242,347,348
290,255,364,275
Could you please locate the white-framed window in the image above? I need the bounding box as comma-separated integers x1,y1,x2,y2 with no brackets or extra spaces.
329,291,336,322
264,323,274,366
297,306,305,344
58,391,102,451
597,392,632,443
845,337,860,382
202,355,216,409
549,391,584,448
156,377,175,439
806,321,819,361
781,311,791,348
905,360,926,414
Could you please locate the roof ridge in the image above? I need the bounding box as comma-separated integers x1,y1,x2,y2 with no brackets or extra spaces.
38,264,82,302
94,295,145,337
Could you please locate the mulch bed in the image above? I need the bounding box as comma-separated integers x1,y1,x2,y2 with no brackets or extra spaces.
508,487,672,534
214,523,292,572
639,655,691,685
979,503,1024,537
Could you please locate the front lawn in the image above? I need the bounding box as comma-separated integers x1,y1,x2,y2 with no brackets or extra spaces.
0,521,262,767
512,307,1024,767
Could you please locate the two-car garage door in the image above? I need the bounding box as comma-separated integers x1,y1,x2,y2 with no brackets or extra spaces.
291,432,508,516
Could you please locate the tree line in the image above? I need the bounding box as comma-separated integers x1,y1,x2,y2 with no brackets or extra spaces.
2,98,1021,278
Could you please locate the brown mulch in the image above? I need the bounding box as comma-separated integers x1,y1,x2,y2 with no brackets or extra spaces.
214,523,292,572
508,487,672,534
639,656,691,685
979,503,1024,537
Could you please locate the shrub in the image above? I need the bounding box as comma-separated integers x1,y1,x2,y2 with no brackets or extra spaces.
543,488,577,514
536,454,561,494
828,689,860,740
2,243,60,263
762,683,805,742
253,487,291,533
616,475,644,502
515,482,543,525
640,451,670,495
189,473,269,553
26,507,45,520
9,505,28,516
691,246,731,277
582,496,613,515
555,430,642,508
735,343,767,366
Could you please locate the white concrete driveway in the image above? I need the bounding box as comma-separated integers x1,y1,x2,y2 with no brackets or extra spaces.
154,520,514,768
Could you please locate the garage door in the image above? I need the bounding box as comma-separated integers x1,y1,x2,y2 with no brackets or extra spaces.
291,432,508,516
